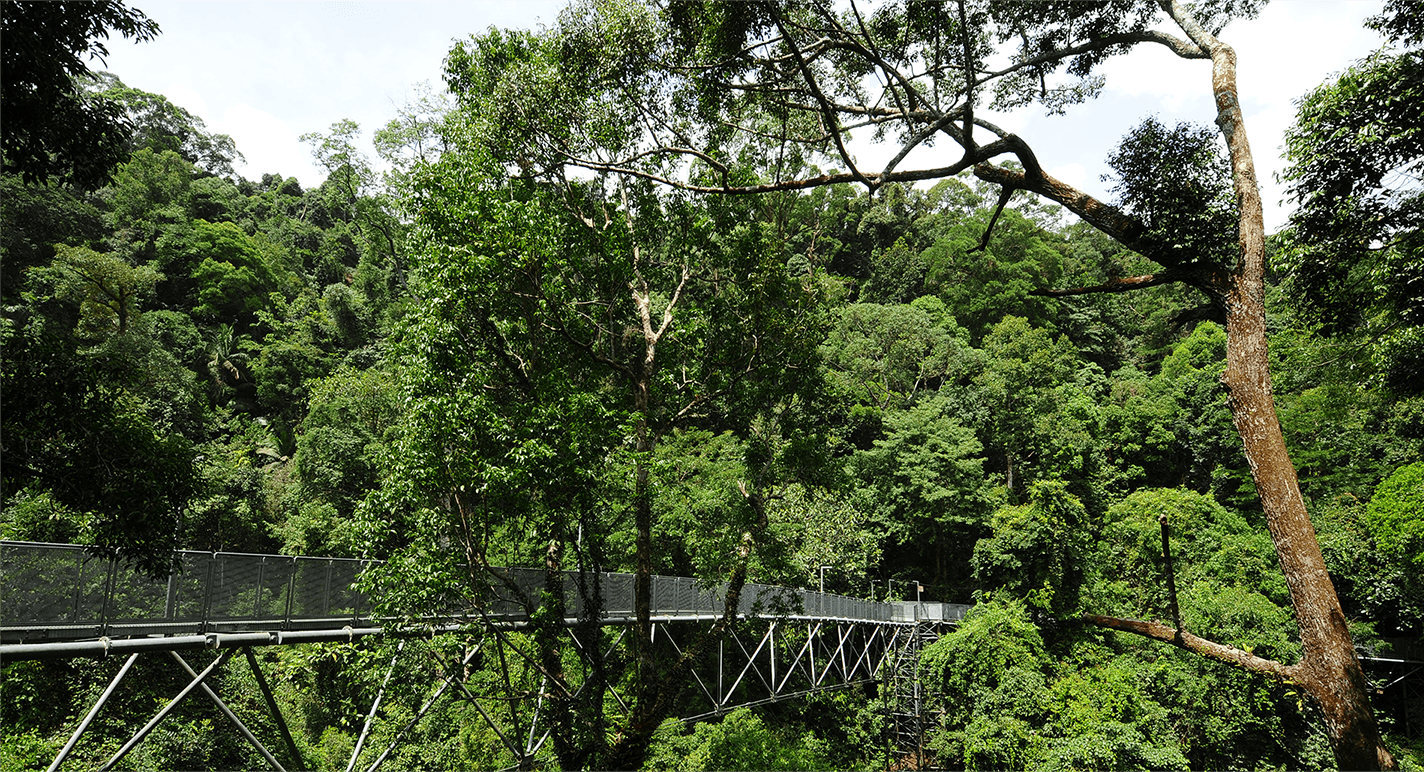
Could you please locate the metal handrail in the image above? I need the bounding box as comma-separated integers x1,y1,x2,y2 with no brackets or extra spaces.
1,541,970,647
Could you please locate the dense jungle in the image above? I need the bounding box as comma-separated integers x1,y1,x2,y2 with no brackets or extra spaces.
2,0,1422,769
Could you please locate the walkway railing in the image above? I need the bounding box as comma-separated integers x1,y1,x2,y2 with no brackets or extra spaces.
1,541,969,655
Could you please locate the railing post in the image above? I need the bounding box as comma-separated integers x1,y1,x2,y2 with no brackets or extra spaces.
164,566,177,621
200,553,216,634
323,560,333,618
283,557,296,629
98,555,117,639
255,557,267,619
351,560,363,624
68,546,84,624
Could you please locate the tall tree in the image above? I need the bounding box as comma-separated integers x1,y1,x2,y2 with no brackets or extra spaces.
1,1,159,189
91,72,244,177
365,26,832,760
502,0,1394,767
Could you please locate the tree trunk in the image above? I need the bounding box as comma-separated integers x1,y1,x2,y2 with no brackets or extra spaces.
631,380,655,699
1178,4,1394,765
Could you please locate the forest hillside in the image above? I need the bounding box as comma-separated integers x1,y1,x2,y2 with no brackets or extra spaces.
2,1,1421,770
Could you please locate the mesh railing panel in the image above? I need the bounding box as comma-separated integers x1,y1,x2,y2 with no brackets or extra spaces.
170,553,210,621
1,544,98,624
3,541,949,643
207,554,265,621
291,559,334,618
106,560,168,622
603,573,633,616
325,560,367,617
675,578,696,613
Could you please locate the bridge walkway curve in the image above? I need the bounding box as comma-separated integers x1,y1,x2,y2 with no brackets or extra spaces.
2,541,965,771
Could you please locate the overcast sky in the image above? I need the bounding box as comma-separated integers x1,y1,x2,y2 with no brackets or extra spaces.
101,0,1387,233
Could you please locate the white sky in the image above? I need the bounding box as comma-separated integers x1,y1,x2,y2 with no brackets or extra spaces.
100,0,1387,233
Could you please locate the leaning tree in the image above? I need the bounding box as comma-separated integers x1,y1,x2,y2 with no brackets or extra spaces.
473,0,1396,768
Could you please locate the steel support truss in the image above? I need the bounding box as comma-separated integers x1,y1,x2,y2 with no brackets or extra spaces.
884,618,946,768
44,646,301,772
327,617,942,772
39,615,952,772
1361,656,1424,742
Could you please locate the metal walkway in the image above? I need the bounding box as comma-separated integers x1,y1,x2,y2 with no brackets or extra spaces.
1,541,966,771
1,541,964,655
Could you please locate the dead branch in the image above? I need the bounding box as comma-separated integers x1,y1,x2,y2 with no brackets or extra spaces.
1081,613,1295,680
1031,271,1184,297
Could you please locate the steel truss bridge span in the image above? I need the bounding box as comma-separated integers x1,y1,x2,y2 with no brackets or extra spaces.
1,541,964,655
2,541,964,771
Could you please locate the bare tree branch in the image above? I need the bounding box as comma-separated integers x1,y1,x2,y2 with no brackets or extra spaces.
972,184,1018,253
774,12,873,190
1031,270,1186,297
1081,613,1296,680
974,162,1170,262
979,29,1207,91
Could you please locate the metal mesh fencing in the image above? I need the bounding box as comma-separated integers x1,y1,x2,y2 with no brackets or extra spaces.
3,541,938,644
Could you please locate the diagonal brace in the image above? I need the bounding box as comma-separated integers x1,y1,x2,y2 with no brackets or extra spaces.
245,647,303,771
170,650,286,771
97,648,237,772
48,652,139,772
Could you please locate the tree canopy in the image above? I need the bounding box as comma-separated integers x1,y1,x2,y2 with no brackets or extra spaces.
1,1,160,189
2,2,1421,770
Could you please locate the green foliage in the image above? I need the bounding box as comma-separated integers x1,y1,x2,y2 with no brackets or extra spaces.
854,395,988,598
972,481,1088,614
0,0,159,188
1157,321,1254,508
923,207,1063,339
0,488,86,543
1270,317,1411,502
1280,14,1423,395
643,709,835,771
974,315,1091,500
1104,118,1237,268
652,429,755,578
0,172,108,302
921,599,1051,730
920,595,1322,771
293,364,399,530
1337,462,1424,633
92,71,242,176
49,243,162,338
763,484,881,595
109,148,194,238
1,303,198,576
1099,366,1180,490
188,220,280,320
1367,462,1424,574
5,14,1421,765
821,299,976,419
861,236,926,304
0,730,54,772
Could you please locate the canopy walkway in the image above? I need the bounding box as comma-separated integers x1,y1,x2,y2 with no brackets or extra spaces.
1,541,966,771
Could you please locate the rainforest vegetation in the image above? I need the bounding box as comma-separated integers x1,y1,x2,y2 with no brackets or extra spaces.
2,0,1422,770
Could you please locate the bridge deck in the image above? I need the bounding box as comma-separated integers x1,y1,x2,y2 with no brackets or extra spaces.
1,541,968,659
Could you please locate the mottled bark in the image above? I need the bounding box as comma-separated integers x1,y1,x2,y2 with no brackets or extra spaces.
1164,1,1393,766
973,9,1394,766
